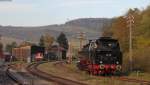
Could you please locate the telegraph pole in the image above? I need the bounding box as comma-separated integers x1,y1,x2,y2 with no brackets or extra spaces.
124,14,134,72
76,32,86,51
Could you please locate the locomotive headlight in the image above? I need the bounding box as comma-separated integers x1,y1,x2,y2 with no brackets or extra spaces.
100,61,103,64
116,61,119,64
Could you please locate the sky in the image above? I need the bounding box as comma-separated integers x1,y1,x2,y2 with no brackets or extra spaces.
0,0,150,26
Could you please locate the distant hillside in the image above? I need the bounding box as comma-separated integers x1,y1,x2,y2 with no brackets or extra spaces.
65,18,113,31
0,36,23,50
0,26,59,42
0,18,113,43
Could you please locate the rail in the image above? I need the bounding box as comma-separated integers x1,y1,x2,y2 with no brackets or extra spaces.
26,61,87,85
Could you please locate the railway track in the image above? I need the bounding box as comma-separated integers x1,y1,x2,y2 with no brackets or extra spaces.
5,62,57,85
6,68,27,85
26,62,87,85
0,64,21,85
5,64,31,85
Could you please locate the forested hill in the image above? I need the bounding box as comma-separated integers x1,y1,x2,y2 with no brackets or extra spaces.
103,7,150,72
0,18,113,42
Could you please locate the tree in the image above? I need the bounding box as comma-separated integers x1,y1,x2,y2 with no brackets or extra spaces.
44,34,54,48
39,34,54,51
5,42,17,53
57,32,69,59
109,16,129,52
39,35,45,47
102,7,150,72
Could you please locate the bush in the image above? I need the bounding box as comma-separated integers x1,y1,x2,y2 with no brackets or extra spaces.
123,47,150,73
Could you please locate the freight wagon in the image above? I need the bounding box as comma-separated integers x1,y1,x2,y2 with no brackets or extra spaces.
12,45,45,63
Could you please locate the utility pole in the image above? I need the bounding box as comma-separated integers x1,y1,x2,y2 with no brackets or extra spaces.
124,14,134,72
76,32,86,51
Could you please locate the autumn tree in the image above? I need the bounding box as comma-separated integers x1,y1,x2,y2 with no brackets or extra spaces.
103,7,150,72
39,34,54,51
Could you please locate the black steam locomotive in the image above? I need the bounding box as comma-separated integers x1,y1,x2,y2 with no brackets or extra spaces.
77,37,122,75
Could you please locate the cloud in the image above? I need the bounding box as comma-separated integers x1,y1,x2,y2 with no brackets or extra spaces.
0,2,35,12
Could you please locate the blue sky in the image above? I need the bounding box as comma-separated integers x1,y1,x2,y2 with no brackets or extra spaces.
0,0,150,26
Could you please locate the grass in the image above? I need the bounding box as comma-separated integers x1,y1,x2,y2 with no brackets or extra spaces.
37,62,141,85
128,71,150,81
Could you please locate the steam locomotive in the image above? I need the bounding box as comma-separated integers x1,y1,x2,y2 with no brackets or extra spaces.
77,37,122,75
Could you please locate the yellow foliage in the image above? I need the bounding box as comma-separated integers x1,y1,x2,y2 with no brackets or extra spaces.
136,36,150,48
103,7,150,73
